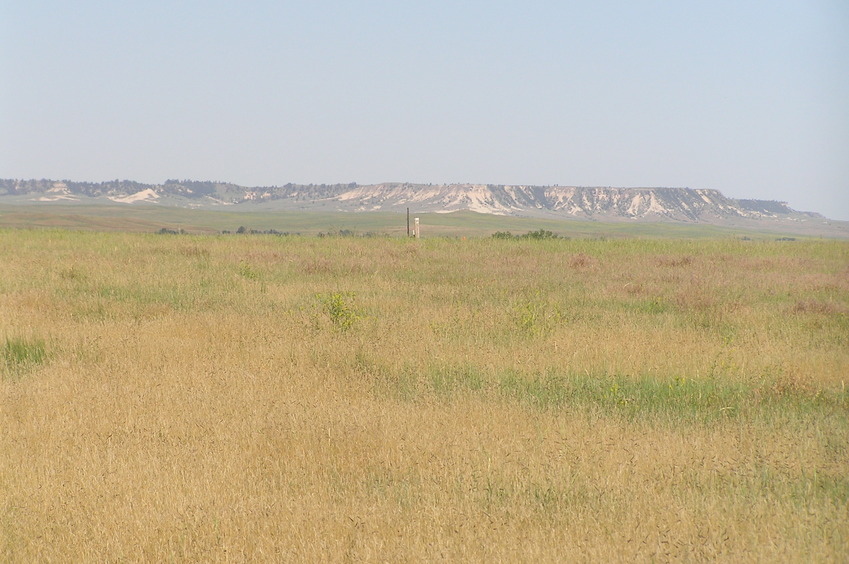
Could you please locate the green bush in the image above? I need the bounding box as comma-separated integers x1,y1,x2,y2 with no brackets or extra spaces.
317,292,361,331
492,229,564,240
522,229,560,240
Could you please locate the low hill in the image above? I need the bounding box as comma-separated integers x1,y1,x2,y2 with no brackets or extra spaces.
1,178,845,237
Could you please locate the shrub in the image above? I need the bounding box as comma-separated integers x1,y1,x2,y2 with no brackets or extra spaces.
522,229,559,240
317,292,361,331
238,262,260,280
492,229,564,240
515,294,564,337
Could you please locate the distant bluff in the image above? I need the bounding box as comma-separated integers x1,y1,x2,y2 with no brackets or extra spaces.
0,178,826,223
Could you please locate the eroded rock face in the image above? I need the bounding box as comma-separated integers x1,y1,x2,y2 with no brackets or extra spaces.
0,178,824,223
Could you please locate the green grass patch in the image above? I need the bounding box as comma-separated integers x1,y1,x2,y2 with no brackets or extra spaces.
372,361,847,425
2,337,47,377
427,364,485,396
498,370,848,424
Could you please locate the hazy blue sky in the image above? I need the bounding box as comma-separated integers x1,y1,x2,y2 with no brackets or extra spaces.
3,1,848,219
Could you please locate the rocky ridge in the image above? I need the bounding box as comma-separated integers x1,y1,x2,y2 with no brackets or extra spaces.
0,178,828,223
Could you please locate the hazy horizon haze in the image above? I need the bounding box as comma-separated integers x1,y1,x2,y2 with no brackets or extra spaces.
2,1,847,219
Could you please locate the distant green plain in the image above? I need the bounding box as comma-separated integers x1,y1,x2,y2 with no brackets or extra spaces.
0,203,834,239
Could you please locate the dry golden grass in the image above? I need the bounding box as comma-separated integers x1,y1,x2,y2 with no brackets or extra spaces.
1,229,847,561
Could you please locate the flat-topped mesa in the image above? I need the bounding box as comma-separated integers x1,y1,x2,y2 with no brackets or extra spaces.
0,179,824,222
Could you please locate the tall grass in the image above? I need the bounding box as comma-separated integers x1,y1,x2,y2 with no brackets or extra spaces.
1,336,47,377
1,229,847,561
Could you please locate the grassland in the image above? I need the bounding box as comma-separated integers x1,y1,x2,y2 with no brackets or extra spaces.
1,229,847,561
2,202,844,239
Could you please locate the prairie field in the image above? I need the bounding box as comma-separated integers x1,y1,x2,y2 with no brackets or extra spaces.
1,228,848,561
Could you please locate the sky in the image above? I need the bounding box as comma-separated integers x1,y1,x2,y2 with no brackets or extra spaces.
2,1,848,219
